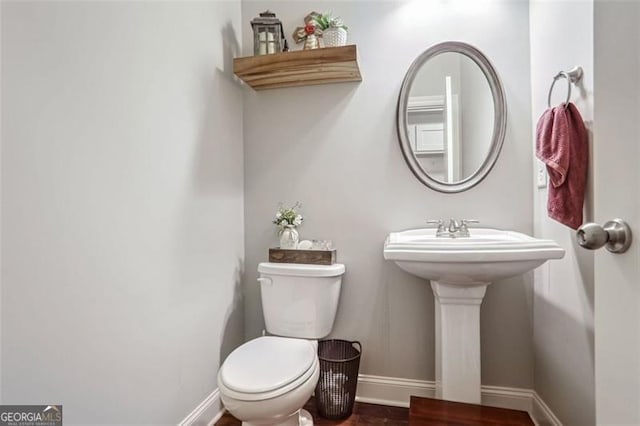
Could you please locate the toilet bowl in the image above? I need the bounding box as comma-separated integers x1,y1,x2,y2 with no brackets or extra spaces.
218,337,319,426
218,263,345,426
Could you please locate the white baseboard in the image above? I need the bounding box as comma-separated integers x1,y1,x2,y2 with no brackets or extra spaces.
355,374,561,426
481,384,535,413
531,391,563,426
355,374,435,407
178,389,225,426
180,377,562,426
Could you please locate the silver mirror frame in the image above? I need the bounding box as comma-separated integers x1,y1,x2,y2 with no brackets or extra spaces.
397,41,507,193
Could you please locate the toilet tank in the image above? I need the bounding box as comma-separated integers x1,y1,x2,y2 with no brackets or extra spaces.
258,262,345,339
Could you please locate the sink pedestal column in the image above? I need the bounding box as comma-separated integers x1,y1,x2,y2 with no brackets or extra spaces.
432,281,488,404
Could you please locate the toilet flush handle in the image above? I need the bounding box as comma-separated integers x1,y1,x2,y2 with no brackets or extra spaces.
257,277,273,286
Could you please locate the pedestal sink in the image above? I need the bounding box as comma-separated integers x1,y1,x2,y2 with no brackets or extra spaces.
383,227,564,404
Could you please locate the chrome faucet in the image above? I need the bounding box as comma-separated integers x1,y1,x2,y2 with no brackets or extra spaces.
427,220,448,237
428,219,479,238
455,219,480,237
448,218,461,234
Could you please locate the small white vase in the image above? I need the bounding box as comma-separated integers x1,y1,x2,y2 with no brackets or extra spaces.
322,27,347,47
280,226,299,249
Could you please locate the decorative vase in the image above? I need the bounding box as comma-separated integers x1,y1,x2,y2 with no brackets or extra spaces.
322,27,347,47
280,225,299,249
303,33,320,50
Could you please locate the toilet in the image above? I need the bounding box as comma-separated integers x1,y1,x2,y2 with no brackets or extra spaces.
218,262,346,426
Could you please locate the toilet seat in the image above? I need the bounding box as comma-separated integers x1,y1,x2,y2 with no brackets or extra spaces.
218,336,318,402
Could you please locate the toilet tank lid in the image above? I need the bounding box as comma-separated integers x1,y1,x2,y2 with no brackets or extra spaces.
258,262,345,277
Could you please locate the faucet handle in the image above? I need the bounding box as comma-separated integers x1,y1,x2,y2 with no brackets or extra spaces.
427,219,445,232
459,219,479,237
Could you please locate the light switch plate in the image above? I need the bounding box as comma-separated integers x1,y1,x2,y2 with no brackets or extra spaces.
536,161,548,188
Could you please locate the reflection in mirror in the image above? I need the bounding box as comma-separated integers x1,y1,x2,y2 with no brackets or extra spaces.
397,42,506,193
407,53,494,183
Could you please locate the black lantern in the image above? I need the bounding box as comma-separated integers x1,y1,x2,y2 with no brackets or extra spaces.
251,10,286,56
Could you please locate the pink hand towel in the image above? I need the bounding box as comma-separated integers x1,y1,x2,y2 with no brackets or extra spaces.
536,103,588,230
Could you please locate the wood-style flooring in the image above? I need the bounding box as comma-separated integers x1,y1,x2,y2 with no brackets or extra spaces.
216,398,409,425
216,396,535,425
410,396,534,425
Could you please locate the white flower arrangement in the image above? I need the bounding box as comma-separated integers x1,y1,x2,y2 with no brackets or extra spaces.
273,202,304,228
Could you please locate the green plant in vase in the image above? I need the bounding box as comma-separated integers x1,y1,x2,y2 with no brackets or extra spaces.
310,12,348,47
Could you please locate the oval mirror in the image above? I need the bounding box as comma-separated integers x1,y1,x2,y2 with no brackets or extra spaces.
397,42,507,193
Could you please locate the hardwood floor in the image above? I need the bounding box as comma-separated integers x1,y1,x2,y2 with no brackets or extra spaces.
216,398,409,425
216,396,535,425
409,396,534,426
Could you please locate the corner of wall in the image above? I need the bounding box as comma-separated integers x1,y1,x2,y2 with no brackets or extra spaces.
178,389,225,426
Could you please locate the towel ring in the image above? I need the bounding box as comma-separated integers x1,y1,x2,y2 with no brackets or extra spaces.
547,66,583,108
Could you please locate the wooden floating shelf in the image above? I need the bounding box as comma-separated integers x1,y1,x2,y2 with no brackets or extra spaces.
233,45,362,91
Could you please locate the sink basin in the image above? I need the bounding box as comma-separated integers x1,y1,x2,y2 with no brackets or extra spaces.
384,227,565,284
383,226,565,404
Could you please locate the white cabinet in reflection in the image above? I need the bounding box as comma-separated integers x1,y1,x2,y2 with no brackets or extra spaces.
415,123,444,153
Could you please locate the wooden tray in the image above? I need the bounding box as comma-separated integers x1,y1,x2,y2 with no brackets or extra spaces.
269,247,336,265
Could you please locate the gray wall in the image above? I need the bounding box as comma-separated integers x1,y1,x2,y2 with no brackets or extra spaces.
529,1,595,425
411,53,461,97
242,1,535,388
460,57,494,177
1,1,244,423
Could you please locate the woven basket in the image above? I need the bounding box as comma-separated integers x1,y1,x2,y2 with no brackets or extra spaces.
322,27,347,47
